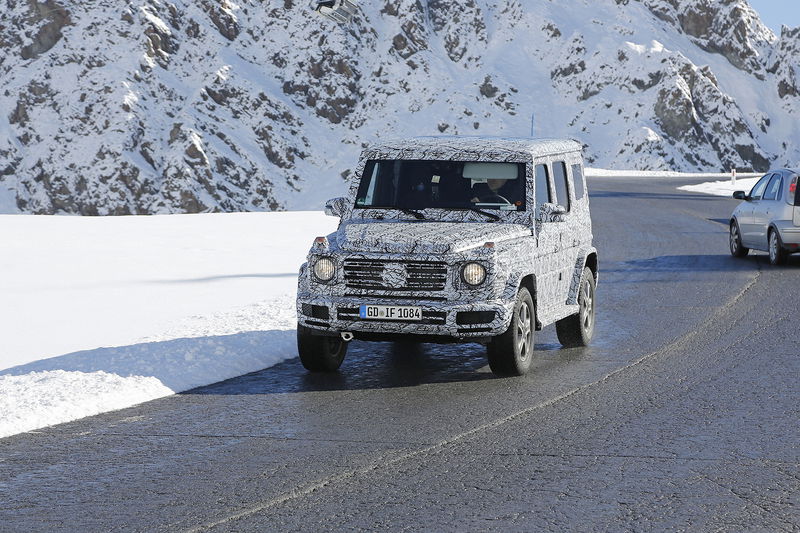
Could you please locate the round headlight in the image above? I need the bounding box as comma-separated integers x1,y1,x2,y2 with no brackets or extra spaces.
462,262,487,286
313,257,336,282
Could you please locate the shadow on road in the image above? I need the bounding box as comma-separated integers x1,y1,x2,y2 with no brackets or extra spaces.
707,217,730,226
590,190,717,201
1,330,588,398
603,253,778,275
188,339,504,395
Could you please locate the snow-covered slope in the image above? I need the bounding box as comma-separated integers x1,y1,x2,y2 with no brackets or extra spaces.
1,0,799,214
0,211,338,437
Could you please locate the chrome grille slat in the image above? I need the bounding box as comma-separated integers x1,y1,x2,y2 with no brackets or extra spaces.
343,259,447,292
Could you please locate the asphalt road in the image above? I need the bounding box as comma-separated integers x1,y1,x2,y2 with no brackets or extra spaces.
1,176,798,532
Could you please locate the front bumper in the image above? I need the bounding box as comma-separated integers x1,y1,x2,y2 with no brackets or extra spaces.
296,294,514,340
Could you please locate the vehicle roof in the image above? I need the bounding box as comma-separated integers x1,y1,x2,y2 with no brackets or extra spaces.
363,136,582,161
771,168,799,175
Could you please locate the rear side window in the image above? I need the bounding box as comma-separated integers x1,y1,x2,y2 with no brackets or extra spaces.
572,164,585,200
763,174,782,201
535,164,550,209
552,161,571,211
749,174,771,200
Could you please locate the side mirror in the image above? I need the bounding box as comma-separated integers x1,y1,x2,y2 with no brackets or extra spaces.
732,191,748,201
324,197,347,217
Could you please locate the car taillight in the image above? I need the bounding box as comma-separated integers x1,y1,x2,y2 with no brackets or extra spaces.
791,182,797,194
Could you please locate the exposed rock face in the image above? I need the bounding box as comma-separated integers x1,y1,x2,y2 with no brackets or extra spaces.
771,26,800,101
636,0,773,77
0,0,799,214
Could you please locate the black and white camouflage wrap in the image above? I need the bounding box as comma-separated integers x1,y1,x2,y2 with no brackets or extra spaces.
297,136,597,341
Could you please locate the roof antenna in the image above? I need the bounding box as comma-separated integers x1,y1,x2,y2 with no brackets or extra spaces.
530,112,535,137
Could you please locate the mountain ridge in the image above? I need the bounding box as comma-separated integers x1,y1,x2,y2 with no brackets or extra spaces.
1,0,799,214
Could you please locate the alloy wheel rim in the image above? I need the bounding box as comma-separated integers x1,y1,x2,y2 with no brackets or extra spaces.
770,232,778,261
581,280,594,332
730,226,738,253
516,302,532,360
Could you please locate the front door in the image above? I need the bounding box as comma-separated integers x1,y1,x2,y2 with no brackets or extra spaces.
740,173,772,247
533,163,563,316
751,174,783,250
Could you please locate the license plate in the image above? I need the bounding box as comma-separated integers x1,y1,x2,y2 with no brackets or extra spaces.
359,304,422,321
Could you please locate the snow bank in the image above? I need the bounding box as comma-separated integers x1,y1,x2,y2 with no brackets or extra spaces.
677,176,761,196
588,168,760,179
0,212,338,438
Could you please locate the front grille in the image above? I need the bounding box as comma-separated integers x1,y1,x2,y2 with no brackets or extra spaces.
344,293,448,301
343,259,447,292
337,307,447,325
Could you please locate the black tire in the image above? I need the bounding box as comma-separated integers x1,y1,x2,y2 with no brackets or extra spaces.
730,220,749,258
297,324,348,372
556,267,597,347
487,287,535,376
768,229,788,266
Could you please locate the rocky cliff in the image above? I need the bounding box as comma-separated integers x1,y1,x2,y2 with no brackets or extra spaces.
1,0,799,214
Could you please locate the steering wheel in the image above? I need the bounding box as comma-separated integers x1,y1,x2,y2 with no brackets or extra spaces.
477,193,512,205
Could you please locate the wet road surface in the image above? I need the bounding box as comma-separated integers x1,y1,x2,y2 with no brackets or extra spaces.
1,176,798,531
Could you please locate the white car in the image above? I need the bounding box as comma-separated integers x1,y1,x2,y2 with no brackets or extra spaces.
730,169,800,265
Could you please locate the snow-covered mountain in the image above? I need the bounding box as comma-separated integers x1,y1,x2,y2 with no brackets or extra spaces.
1,0,799,214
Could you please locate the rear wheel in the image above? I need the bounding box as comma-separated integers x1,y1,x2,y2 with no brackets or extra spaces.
768,229,787,266
297,324,348,372
556,267,596,347
730,220,749,258
487,288,534,376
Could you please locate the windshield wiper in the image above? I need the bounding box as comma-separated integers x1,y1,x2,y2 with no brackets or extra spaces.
467,207,500,222
366,206,427,220
396,207,426,220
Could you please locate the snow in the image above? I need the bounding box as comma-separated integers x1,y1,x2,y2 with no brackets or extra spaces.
587,168,760,179
0,180,17,214
677,177,762,197
0,212,338,439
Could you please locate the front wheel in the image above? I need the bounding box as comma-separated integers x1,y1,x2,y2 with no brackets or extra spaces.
768,229,788,266
556,267,596,347
487,287,535,376
297,324,348,372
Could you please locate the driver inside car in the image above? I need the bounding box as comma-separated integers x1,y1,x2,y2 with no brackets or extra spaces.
471,178,514,204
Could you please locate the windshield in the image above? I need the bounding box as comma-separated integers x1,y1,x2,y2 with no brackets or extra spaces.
355,159,526,212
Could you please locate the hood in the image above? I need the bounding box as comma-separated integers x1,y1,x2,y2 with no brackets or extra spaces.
337,221,531,255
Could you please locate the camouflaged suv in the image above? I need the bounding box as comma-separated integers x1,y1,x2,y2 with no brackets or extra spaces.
296,137,598,376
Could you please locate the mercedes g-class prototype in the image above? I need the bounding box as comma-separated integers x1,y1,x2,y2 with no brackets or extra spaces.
296,136,598,376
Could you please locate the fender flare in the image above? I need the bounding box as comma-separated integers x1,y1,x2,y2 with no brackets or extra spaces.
503,272,541,329
567,247,598,305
